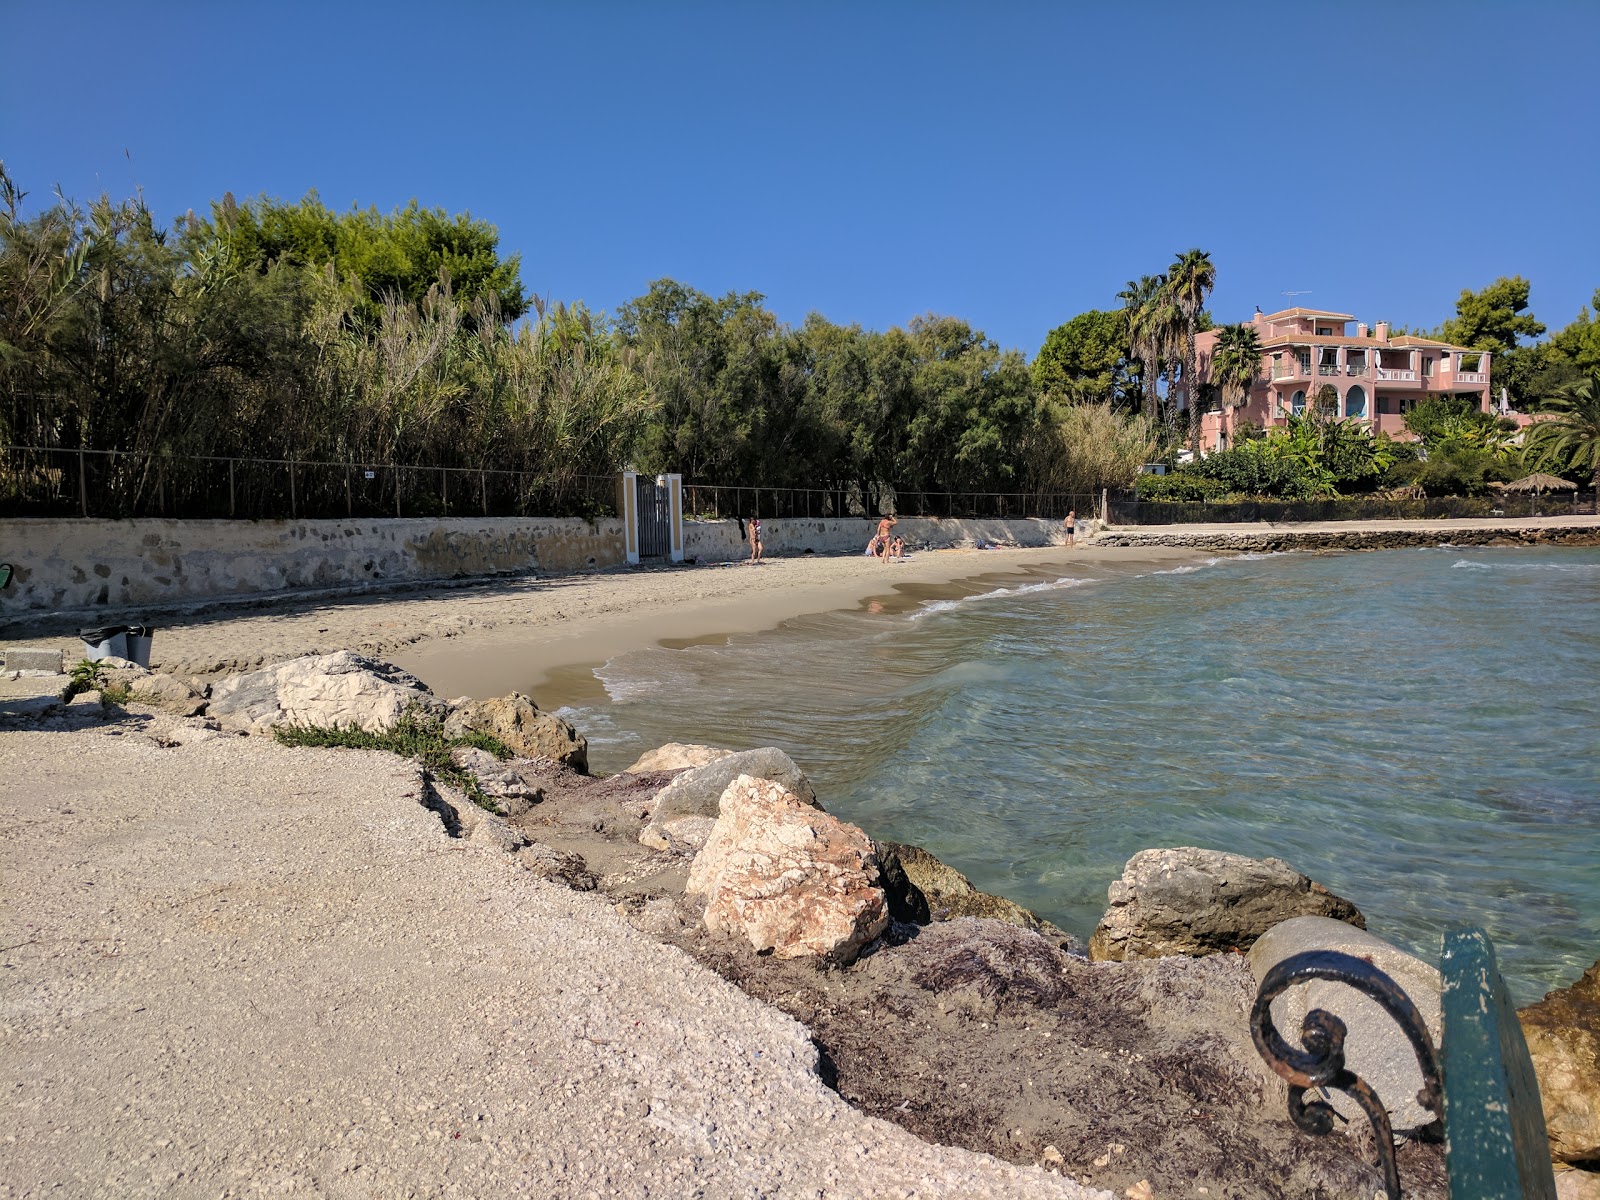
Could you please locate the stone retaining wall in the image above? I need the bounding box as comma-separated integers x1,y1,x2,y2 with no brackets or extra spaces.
1,516,625,613
685,516,1074,562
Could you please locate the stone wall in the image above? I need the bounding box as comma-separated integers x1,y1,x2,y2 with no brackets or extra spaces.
684,516,1076,562
1,516,625,613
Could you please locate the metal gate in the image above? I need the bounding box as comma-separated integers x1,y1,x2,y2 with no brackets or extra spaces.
636,475,671,559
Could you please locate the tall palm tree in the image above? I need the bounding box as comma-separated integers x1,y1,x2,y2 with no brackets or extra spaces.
1523,373,1600,495
1116,274,1166,425
1166,249,1215,450
1210,323,1265,446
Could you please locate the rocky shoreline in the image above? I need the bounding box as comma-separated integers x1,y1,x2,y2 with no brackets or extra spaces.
7,651,1597,1198
1097,520,1600,554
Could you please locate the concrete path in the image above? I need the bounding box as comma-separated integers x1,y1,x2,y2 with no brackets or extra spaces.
1,719,1105,1200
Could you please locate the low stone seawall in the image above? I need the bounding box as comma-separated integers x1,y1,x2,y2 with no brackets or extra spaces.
1,516,625,613
685,516,1071,562
1098,521,1600,553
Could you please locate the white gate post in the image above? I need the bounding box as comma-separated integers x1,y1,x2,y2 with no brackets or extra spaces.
664,474,685,563
618,470,640,565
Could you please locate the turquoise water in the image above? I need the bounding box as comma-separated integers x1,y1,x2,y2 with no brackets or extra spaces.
564,547,1600,1003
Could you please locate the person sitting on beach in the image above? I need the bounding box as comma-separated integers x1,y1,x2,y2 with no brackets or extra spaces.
748,516,763,563
889,535,905,561
865,534,883,558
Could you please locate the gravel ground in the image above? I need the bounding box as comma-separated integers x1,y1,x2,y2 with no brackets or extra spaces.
1,711,1109,1199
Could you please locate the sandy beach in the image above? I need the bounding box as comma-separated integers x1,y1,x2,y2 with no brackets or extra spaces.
19,543,1208,703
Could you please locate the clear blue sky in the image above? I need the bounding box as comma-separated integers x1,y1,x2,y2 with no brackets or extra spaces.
4,1,1597,354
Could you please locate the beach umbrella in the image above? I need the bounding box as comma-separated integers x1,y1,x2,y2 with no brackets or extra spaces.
1503,472,1578,493
1504,472,1577,516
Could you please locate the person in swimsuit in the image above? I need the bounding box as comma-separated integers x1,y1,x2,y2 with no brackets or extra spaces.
749,516,763,562
1063,509,1076,548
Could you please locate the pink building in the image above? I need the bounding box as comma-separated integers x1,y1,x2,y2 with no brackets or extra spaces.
1191,307,1492,453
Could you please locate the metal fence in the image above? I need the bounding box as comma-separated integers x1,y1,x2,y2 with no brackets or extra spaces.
0,446,619,521
1108,491,1599,525
683,483,1094,522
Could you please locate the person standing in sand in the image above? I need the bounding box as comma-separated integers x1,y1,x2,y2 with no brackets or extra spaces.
748,516,763,563
877,514,897,546
1063,509,1076,548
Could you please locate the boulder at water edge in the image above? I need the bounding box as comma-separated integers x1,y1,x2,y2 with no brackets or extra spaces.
639,746,816,853
1248,916,1442,1131
686,774,887,963
443,692,588,773
624,742,736,773
1519,958,1600,1164
874,840,1079,949
1089,846,1365,962
208,651,445,734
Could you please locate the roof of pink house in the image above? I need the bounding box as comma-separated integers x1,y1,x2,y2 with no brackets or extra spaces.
1258,332,1481,352
1261,307,1357,321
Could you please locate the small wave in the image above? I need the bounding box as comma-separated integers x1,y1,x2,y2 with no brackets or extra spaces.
910,576,1094,620
1452,560,1494,571
553,705,641,746
593,653,699,703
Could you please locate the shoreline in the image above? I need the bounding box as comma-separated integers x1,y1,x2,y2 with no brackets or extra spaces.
8,542,1208,696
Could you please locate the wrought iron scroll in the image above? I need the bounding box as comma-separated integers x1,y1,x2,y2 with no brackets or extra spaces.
1250,949,1443,1200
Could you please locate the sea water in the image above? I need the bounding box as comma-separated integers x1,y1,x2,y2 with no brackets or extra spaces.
561,547,1600,1003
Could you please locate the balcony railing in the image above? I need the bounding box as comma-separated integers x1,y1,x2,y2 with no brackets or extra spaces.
1317,364,1341,376
1454,371,1487,383
1272,363,1310,380
1346,362,1368,376
1377,368,1417,381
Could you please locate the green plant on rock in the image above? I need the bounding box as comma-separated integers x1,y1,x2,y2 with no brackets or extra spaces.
64,658,105,699
272,706,513,812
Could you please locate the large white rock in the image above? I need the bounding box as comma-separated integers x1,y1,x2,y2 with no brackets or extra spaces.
208,651,444,734
686,775,887,964
623,743,736,774
640,747,815,853
1247,915,1442,1132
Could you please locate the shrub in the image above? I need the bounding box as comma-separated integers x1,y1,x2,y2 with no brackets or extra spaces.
273,706,513,811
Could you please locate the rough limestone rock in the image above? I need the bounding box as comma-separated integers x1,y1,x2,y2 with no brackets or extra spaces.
686,775,887,963
1090,846,1364,962
470,816,528,854
208,652,444,735
1248,916,1442,1131
103,668,208,716
623,743,736,774
875,840,1078,949
1519,959,1600,1163
448,746,543,818
443,692,587,773
640,747,816,854
1556,1167,1600,1200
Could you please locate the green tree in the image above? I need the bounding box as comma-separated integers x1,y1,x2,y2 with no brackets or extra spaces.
1547,289,1600,376
1166,248,1215,451
1438,276,1546,364
1117,274,1166,425
1209,323,1264,418
198,191,528,325
1523,373,1600,493
1031,309,1130,404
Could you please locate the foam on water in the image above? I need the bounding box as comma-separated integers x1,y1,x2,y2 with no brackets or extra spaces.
911,575,1096,620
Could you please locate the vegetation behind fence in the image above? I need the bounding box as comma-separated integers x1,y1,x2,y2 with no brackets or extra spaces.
1108,491,1598,525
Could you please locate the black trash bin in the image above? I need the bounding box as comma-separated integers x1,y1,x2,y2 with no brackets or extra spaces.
79,625,129,662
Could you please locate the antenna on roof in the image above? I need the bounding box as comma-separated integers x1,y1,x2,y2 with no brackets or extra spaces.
1280,290,1313,297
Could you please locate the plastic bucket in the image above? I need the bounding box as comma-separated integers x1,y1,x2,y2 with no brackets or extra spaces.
125,626,154,668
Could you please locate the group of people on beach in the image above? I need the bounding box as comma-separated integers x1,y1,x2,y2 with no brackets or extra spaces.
865,516,904,563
